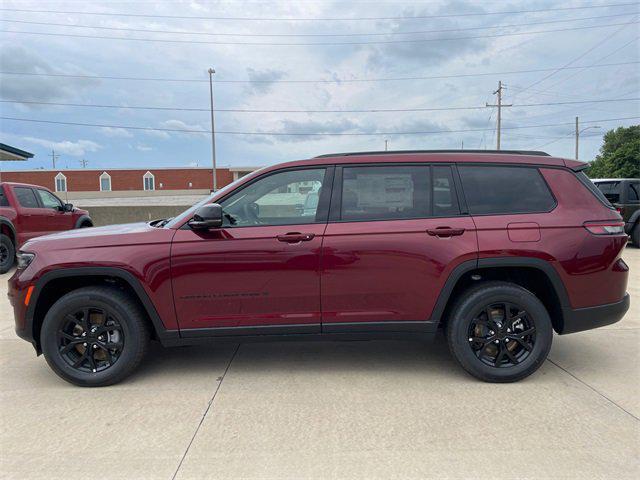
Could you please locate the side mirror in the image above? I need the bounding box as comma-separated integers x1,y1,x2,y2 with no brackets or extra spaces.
63,203,74,212
189,203,223,230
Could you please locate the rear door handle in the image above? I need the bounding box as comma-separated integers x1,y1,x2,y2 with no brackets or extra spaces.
426,227,465,237
277,232,316,243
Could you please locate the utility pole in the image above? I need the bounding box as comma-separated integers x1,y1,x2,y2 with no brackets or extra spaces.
208,67,218,191
48,149,59,169
384,139,388,151
485,81,512,150
79,158,88,168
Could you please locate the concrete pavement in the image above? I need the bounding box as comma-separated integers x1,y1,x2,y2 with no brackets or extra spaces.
1,249,638,479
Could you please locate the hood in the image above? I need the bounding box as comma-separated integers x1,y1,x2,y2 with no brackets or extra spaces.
22,222,175,252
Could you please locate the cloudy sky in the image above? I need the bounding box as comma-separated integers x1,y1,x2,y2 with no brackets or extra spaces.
0,0,638,171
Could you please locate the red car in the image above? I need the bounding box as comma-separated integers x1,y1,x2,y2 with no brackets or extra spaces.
8,151,630,386
1,182,93,273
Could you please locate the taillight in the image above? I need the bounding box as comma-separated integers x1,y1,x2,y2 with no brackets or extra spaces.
583,221,626,235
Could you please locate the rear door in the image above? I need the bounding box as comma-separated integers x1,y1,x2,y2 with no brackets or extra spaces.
11,186,48,242
320,163,477,332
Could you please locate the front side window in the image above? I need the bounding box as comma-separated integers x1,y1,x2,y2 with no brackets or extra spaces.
220,168,326,226
37,189,63,209
0,186,8,207
340,165,431,221
459,166,555,215
14,187,39,208
55,173,67,192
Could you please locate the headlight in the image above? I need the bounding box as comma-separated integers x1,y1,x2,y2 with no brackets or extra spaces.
16,252,35,270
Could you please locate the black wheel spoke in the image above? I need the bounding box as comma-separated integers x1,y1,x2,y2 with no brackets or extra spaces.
60,339,84,355
72,350,89,368
513,337,533,352
494,346,506,366
504,344,519,364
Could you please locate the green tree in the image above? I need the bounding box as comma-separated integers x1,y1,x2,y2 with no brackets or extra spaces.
586,125,640,178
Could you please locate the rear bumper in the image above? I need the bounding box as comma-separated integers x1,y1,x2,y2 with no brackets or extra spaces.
560,293,630,334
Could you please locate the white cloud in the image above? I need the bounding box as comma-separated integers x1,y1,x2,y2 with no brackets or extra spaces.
135,144,153,151
161,119,208,137
100,127,133,138
23,137,102,156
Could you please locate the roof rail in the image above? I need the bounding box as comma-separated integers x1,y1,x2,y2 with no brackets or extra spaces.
314,149,551,158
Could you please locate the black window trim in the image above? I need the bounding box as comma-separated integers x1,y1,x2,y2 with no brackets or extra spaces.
179,164,335,230
328,162,467,224
457,163,558,216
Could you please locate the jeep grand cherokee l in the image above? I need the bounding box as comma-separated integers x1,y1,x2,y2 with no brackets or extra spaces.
8,150,630,386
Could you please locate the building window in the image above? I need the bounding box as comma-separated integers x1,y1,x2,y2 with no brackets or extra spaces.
55,172,67,192
143,171,155,191
100,172,112,191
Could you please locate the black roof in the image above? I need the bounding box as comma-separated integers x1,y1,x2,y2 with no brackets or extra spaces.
314,149,551,158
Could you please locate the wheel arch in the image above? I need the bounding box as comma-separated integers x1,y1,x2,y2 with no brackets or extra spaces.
0,216,17,245
74,215,93,228
431,257,570,334
28,267,177,353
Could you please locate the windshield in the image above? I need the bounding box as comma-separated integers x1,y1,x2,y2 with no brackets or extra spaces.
164,167,267,228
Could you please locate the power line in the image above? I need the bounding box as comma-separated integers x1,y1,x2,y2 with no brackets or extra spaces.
512,19,637,98
0,60,636,85
0,12,633,38
3,20,638,45
1,115,636,137
2,97,637,113
0,2,635,21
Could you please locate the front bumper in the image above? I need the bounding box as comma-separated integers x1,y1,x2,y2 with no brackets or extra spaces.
560,293,630,334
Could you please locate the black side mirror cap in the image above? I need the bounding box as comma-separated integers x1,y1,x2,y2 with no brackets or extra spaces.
189,203,223,230
63,203,74,212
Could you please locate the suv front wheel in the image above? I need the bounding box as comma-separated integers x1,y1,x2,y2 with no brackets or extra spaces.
447,281,553,383
41,286,150,387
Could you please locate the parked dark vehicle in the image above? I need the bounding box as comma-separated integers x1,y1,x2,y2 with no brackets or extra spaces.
592,178,640,247
1,182,93,273
8,151,629,387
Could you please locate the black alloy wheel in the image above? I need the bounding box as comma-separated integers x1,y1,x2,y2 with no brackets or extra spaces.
57,307,124,373
467,303,536,368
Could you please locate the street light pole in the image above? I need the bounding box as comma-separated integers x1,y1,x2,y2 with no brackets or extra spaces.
575,116,602,160
208,68,217,192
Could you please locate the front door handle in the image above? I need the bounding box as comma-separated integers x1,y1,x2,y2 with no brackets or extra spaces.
277,232,315,243
426,227,465,237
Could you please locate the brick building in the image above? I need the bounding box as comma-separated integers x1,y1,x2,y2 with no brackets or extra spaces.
0,167,257,197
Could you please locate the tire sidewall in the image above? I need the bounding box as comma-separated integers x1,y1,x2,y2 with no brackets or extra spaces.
0,234,15,274
41,290,142,387
449,285,553,382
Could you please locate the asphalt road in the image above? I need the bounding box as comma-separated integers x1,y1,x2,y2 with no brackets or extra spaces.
1,248,638,479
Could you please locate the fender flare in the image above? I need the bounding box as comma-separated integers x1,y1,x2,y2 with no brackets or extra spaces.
429,256,571,329
74,215,93,229
0,216,17,243
26,267,178,352
628,209,640,227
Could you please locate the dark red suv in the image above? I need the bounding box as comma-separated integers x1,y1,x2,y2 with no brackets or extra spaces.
8,151,630,386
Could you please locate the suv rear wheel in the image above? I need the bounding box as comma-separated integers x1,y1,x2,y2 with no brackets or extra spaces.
446,281,553,383
41,286,150,387
0,234,15,274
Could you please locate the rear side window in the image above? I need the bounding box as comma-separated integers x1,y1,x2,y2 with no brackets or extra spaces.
341,165,431,221
0,186,8,207
459,166,555,215
627,182,639,204
595,181,621,203
14,187,39,208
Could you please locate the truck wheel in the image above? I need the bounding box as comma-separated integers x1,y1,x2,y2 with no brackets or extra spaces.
0,234,15,274
446,281,553,383
632,223,640,248
40,286,150,387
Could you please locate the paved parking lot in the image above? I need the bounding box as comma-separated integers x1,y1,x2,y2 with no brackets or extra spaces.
1,248,638,479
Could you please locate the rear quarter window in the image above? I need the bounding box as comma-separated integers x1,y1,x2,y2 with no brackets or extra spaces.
459,165,556,215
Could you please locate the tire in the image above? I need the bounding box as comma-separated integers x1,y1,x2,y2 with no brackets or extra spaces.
0,234,15,274
446,281,553,383
40,286,150,387
632,223,640,248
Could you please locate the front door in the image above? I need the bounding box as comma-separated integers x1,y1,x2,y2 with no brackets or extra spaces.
321,164,478,331
171,167,333,334
35,189,72,233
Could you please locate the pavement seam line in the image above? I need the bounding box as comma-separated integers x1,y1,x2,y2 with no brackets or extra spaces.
171,343,241,480
546,357,639,421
